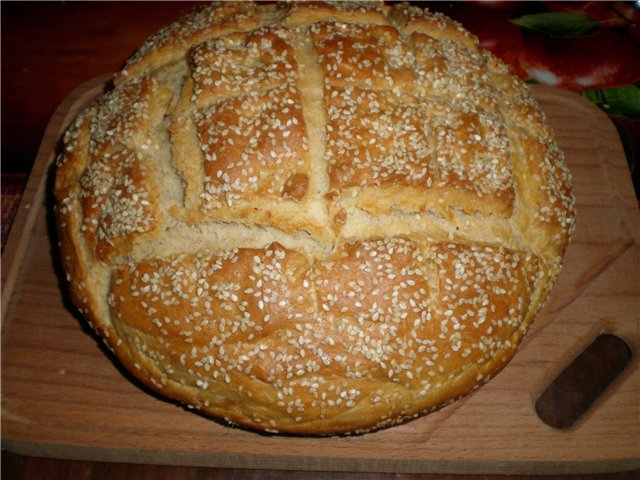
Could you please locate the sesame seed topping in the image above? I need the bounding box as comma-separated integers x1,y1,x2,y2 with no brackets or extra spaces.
58,0,574,435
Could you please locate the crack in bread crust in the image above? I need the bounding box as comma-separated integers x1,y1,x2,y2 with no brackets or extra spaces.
54,1,576,435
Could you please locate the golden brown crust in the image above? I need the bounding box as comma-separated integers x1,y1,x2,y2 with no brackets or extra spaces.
284,1,389,28
114,2,269,85
390,2,479,51
311,21,416,91
106,238,541,434
54,1,576,435
323,85,514,218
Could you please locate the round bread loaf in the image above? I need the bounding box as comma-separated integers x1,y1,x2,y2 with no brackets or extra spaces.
54,1,576,435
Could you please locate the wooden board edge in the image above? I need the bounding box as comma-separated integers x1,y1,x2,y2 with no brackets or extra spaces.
3,438,639,475
1,75,111,329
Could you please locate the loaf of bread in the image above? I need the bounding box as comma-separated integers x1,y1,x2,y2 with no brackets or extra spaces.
54,1,576,435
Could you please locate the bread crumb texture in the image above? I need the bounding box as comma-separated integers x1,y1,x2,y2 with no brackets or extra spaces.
54,1,575,435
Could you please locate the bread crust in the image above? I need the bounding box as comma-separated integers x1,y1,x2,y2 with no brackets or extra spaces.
54,1,575,435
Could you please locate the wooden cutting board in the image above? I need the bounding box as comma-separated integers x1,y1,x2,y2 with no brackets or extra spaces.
2,77,639,475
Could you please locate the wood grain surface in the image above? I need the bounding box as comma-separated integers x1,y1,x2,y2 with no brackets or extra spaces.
1,76,639,475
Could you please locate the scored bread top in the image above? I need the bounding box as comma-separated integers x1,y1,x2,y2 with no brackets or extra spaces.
54,1,575,435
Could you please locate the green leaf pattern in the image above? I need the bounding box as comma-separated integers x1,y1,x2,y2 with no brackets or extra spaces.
511,12,600,37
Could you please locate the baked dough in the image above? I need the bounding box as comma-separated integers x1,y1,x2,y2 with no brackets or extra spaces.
54,1,575,435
